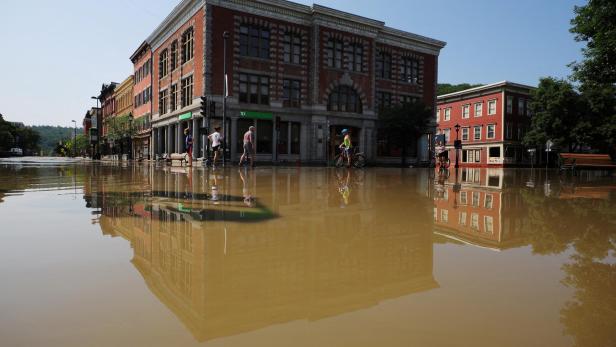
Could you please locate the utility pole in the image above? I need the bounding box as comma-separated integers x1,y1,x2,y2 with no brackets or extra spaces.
72,120,77,157
222,31,229,167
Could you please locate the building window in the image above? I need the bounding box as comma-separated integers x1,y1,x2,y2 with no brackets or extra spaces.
181,75,193,108
474,126,481,140
159,49,168,79
472,192,480,207
278,121,301,155
376,51,391,79
376,91,392,112
474,102,483,117
159,89,168,115
348,43,363,72
518,98,525,115
507,96,513,114
436,109,440,122
282,79,301,108
489,146,500,158
488,99,497,115
401,57,419,84
400,95,416,104
471,213,479,231
462,127,469,141
459,211,467,226
181,28,194,63
462,104,470,119
239,73,269,105
505,122,512,139
444,108,451,121
487,124,495,139
283,33,301,64
485,194,493,209
484,216,493,234
441,209,449,223
326,39,343,69
171,40,178,70
170,84,178,111
328,86,362,113
460,192,468,205
239,24,270,59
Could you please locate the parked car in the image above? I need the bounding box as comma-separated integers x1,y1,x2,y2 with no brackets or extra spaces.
9,148,23,156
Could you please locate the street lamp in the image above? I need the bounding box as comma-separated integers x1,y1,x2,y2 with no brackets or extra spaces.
222,31,230,167
71,120,77,157
454,123,461,169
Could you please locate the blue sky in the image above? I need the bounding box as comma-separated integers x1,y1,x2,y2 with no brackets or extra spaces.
0,0,585,126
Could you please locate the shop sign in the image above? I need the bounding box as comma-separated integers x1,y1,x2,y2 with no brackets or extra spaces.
240,111,273,120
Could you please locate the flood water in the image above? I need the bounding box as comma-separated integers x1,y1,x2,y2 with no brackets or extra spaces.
1,160,615,347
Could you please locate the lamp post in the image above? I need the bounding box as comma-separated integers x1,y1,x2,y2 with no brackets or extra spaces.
222,31,229,167
454,123,461,169
70,120,76,157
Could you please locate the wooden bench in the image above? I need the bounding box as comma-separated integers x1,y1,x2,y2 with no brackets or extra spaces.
559,153,616,172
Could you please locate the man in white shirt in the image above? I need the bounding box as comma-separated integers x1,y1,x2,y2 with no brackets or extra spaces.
208,126,223,166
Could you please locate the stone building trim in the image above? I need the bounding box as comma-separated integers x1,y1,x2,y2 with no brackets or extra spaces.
322,72,369,112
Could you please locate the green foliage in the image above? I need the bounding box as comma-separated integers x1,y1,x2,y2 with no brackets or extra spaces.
64,134,89,156
524,77,596,152
437,83,483,96
570,0,616,85
31,125,81,156
0,114,41,154
106,115,136,142
378,100,432,167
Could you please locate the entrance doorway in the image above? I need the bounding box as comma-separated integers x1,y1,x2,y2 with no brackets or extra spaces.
329,125,360,160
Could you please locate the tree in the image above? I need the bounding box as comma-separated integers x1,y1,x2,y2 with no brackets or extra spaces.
523,78,595,152
570,0,616,85
65,134,89,157
378,100,432,167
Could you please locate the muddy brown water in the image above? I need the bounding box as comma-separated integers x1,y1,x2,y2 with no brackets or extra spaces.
0,161,615,347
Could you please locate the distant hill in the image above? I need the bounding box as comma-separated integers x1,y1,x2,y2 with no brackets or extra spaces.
32,125,82,156
437,83,484,96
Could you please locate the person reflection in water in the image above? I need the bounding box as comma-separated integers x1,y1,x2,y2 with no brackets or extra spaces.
336,169,352,207
238,168,254,207
210,168,220,204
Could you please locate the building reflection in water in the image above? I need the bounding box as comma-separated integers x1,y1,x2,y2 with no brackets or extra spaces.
83,166,437,342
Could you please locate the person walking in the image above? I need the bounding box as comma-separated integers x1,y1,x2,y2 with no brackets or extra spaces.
184,128,193,167
208,126,223,167
238,126,255,167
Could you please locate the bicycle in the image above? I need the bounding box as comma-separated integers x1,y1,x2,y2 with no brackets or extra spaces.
334,148,366,168
436,152,450,171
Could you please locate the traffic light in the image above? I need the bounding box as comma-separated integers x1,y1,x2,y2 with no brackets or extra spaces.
200,96,207,117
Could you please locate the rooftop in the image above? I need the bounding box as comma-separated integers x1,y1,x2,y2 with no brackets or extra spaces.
437,81,536,101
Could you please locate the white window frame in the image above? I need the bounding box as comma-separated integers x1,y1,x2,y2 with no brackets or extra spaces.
474,126,481,140
441,209,448,223
472,191,480,207
471,213,479,231
436,108,440,122
485,194,493,209
485,216,494,234
462,104,470,119
460,191,467,205
461,127,469,141
444,128,451,143
487,124,495,139
488,99,497,115
444,107,451,121
474,102,483,117
459,212,467,226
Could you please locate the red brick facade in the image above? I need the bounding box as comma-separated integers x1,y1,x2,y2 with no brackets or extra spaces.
436,82,534,167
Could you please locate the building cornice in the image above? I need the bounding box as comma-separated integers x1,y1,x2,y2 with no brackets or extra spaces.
437,81,536,102
130,41,151,63
147,0,204,51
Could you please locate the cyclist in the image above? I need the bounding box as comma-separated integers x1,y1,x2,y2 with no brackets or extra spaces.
435,140,448,168
339,129,352,167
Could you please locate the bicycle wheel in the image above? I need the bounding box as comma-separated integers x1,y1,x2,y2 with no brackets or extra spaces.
334,154,345,168
353,154,366,168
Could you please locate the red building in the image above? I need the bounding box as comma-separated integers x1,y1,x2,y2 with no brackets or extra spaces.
130,41,153,159
436,81,535,167
145,0,445,164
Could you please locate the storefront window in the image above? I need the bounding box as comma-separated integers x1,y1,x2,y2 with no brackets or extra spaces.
278,121,289,154
291,122,300,154
256,119,273,154
377,129,417,157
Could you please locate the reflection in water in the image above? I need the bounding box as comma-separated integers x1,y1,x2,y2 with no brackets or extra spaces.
433,167,616,346
83,165,436,342
1,162,615,346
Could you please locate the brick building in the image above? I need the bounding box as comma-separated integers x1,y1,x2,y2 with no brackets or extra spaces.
130,41,153,159
436,81,535,167
146,0,445,164
98,82,118,155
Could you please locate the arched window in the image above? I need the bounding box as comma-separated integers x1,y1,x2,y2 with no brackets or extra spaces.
328,86,362,113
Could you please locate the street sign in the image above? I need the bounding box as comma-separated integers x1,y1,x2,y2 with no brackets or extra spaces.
178,112,192,121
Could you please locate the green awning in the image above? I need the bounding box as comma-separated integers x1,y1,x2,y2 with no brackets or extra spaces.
240,111,273,120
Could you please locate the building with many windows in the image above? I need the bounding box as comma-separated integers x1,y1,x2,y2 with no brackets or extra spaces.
98,82,118,155
147,0,445,164
436,81,535,167
130,41,154,159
